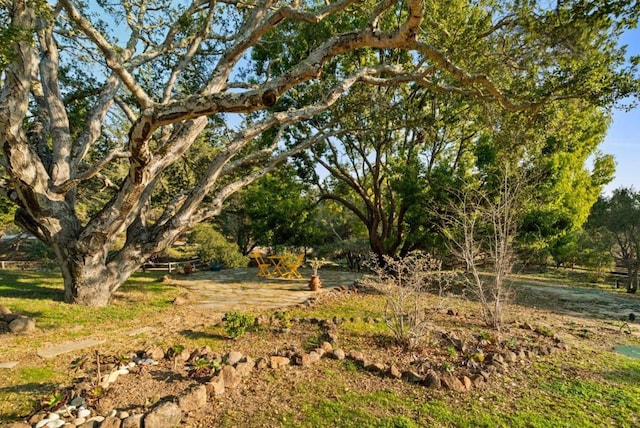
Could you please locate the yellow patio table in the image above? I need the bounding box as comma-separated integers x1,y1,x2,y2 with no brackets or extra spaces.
267,255,287,277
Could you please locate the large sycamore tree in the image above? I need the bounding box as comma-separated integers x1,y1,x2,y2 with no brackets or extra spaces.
0,0,638,306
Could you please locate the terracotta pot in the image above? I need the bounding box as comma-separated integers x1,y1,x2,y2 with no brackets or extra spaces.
308,275,321,291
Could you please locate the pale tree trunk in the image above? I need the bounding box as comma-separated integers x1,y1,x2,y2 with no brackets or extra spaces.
59,255,115,306
51,226,154,306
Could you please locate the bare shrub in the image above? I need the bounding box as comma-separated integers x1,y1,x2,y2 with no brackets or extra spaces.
444,165,530,330
361,251,453,349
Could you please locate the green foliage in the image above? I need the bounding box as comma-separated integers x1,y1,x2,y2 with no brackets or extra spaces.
223,311,256,339
445,346,457,358
0,195,17,233
549,229,613,273
27,239,55,262
0,0,51,71
40,389,68,411
274,311,292,330
586,187,640,291
190,223,248,268
243,168,320,249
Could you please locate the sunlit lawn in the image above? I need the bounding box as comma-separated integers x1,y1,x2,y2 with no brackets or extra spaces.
1,268,640,426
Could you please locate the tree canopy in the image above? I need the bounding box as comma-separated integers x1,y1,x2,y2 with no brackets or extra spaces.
0,0,638,305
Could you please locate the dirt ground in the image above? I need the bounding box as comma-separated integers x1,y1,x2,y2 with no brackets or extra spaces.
13,271,640,427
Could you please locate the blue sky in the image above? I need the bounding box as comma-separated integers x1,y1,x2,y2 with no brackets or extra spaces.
600,27,640,194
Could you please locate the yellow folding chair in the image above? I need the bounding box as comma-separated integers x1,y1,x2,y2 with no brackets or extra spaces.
251,252,271,277
281,254,304,279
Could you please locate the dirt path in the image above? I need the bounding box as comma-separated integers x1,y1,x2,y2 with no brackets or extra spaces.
512,281,640,321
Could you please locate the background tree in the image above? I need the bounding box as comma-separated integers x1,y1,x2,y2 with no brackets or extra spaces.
222,166,321,252
0,0,637,306
548,228,614,276
586,188,640,293
515,101,616,266
190,223,248,269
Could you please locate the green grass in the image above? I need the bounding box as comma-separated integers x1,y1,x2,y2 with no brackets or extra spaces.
0,269,183,419
289,295,386,321
0,270,178,333
3,269,640,426
269,352,640,428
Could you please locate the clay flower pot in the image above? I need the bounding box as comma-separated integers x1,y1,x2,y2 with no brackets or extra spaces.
308,275,321,291
183,263,194,275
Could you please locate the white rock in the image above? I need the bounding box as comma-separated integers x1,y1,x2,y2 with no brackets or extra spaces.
88,416,105,423
35,419,52,428
56,405,76,417
45,420,65,428
109,409,117,417
46,412,61,420
72,417,86,426
77,408,91,419
108,371,119,383
128,361,136,368
118,367,130,375
117,411,130,419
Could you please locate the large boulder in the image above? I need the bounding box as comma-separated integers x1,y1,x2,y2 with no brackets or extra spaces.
9,317,35,334
144,402,182,428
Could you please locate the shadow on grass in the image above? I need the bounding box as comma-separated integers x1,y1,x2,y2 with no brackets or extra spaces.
0,270,65,302
0,381,59,419
602,357,640,387
178,329,229,341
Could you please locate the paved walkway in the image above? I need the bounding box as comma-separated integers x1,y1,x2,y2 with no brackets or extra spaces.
169,267,363,311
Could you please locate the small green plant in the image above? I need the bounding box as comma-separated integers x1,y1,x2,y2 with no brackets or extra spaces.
116,354,131,365
188,358,221,379
505,336,518,349
307,258,337,276
193,357,221,371
445,346,458,358
472,352,485,363
274,311,292,330
169,344,185,356
303,334,323,351
342,359,360,372
40,390,68,412
169,344,185,369
478,330,492,341
88,385,104,400
535,326,554,337
441,361,454,373
223,311,256,339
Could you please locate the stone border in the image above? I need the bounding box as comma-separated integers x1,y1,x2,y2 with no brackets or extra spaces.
13,312,569,428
